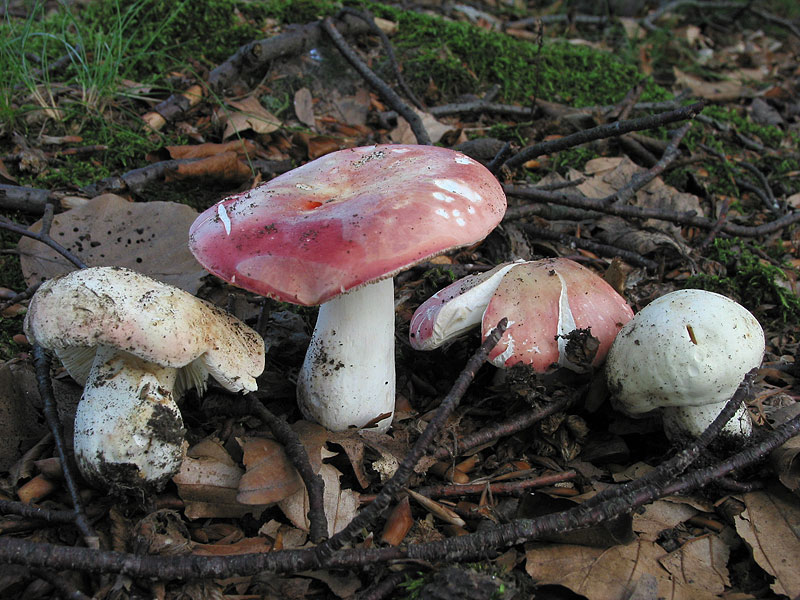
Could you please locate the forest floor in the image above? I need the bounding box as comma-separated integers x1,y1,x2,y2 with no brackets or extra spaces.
1,0,800,598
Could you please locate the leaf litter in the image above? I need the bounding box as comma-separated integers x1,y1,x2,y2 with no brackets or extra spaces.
1,1,800,598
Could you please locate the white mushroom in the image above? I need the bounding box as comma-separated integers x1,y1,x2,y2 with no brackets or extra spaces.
24,267,265,493
605,289,764,438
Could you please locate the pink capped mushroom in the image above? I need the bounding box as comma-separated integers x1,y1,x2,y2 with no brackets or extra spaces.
189,144,506,432
410,258,634,372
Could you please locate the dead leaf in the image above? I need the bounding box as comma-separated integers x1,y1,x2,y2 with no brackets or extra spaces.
390,108,452,145
733,485,800,598
164,151,252,183
221,96,281,139
331,89,371,126
0,362,49,471
674,67,747,101
278,463,360,536
236,437,304,505
173,438,268,520
301,570,362,599
525,540,720,600
18,193,208,293
0,159,17,183
293,87,316,129
633,498,699,541
192,536,272,556
165,139,257,159
658,534,730,595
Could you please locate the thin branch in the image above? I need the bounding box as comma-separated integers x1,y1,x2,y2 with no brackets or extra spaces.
321,17,431,146
32,345,98,549
246,398,328,543
433,395,572,460
0,407,794,578
503,101,705,170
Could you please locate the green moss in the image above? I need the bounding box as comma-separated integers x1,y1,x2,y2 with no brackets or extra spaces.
365,3,669,106
702,106,785,149
686,238,800,323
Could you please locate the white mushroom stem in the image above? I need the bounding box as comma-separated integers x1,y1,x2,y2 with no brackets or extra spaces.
73,346,186,490
662,402,753,440
297,277,395,432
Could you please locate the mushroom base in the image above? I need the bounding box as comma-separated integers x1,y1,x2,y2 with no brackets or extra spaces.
297,278,395,432
74,346,186,494
662,402,753,440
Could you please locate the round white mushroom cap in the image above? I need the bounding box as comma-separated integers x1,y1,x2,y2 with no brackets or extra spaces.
605,289,764,437
24,266,265,492
24,266,265,395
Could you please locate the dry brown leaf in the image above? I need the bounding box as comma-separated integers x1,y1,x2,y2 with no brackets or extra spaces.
165,151,252,183
390,108,452,145
302,570,362,599
658,534,730,595
632,498,699,541
0,158,17,183
221,96,281,139
291,420,330,474
327,430,371,488
278,463,360,536
293,87,316,129
673,67,747,101
0,362,50,471
172,438,268,520
331,88,371,126
192,536,272,556
733,486,800,598
18,193,207,293
525,540,721,600
236,437,303,505
165,139,257,159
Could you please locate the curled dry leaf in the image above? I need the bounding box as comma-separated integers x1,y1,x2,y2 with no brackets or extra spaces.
525,540,721,600
18,193,207,293
236,437,304,505
658,535,730,596
165,139,257,160
192,537,272,556
733,486,800,598
0,363,49,471
221,96,281,139
293,87,316,129
172,438,268,520
164,151,253,184
278,463,360,537
380,496,413,546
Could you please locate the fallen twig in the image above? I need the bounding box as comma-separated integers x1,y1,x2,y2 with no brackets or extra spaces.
245,397,328,543
433,395,573,460
321,17,431,146
503,101,705,170
32,345,98,549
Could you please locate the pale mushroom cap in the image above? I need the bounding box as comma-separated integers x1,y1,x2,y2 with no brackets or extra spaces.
188,145,507,306
409,261,521,350
24,266,265,393
606,288,765,414
482,258,634,371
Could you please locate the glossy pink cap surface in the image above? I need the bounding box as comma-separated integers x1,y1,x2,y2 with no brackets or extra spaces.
483,258,634,371
189,145,506,306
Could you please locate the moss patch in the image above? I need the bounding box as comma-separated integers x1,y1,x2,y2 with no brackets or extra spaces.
686,238,800,323
366,3,669,106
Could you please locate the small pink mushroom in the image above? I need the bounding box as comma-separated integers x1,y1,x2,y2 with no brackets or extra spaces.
189,145,506,432
410,258,634,373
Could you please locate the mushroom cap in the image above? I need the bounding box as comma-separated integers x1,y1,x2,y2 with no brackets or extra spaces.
188,145,507,306
24,266,265,393
482,258,634,371
409,261,521,351
605,288,765,415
